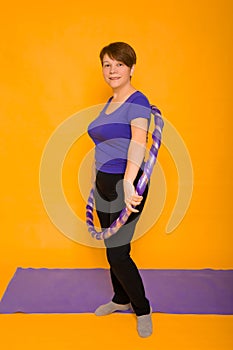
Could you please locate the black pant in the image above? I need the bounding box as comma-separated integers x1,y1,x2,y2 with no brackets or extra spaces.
94,169,150,316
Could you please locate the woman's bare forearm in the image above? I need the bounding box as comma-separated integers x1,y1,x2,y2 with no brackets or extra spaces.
124,140,146,184
124,117,148,184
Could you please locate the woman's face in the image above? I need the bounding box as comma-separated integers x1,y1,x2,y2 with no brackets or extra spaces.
102,54,134,90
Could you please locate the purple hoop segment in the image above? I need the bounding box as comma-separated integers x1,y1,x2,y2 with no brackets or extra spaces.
86,105,164,240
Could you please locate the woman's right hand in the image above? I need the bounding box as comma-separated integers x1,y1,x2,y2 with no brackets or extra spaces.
123,179,143,213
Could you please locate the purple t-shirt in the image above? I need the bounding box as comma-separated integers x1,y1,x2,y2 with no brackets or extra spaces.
88,91,151,173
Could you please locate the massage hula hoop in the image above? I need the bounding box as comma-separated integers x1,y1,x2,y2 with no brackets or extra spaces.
86,105,164,240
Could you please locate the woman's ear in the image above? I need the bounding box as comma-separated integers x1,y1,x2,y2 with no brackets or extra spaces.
130,65,135,77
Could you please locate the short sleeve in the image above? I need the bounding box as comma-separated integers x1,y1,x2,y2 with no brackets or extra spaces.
127,94,151,123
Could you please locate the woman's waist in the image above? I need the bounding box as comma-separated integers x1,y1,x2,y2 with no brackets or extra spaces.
96,159,146,175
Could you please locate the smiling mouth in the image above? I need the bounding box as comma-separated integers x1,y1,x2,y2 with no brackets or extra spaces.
109,77,120,80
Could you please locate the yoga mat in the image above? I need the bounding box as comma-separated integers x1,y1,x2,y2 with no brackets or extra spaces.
0,268,233,314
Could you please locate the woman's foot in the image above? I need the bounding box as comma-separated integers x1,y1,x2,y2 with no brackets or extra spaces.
94,301,131,316
136,308,153,338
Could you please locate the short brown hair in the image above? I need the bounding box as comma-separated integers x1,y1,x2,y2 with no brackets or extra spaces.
100,42,137,68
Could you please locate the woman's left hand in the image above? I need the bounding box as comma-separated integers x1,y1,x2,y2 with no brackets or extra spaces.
123,179,143,213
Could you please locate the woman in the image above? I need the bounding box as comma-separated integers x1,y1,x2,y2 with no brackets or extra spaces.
88,42,152,338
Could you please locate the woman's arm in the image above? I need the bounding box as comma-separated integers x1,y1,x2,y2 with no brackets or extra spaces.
124,117,148,212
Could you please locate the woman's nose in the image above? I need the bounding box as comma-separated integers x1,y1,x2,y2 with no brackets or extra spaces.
110,65,117,74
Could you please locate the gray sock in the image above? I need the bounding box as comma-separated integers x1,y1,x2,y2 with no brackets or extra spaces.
94,301,131,316
136,308,153,338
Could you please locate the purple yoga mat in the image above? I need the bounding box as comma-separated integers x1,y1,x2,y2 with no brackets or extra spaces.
0,268,233,314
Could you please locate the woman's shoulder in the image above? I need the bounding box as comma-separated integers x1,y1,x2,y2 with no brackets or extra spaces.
128,90,150,108
127,91,151,122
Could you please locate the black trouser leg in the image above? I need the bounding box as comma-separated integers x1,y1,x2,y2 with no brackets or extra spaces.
109,267,130,305
107,244,150,316
94,169,150,316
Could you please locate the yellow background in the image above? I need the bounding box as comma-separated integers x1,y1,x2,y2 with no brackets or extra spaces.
1,0,233,299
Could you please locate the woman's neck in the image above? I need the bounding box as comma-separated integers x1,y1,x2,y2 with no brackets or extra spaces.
112,85,137,102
